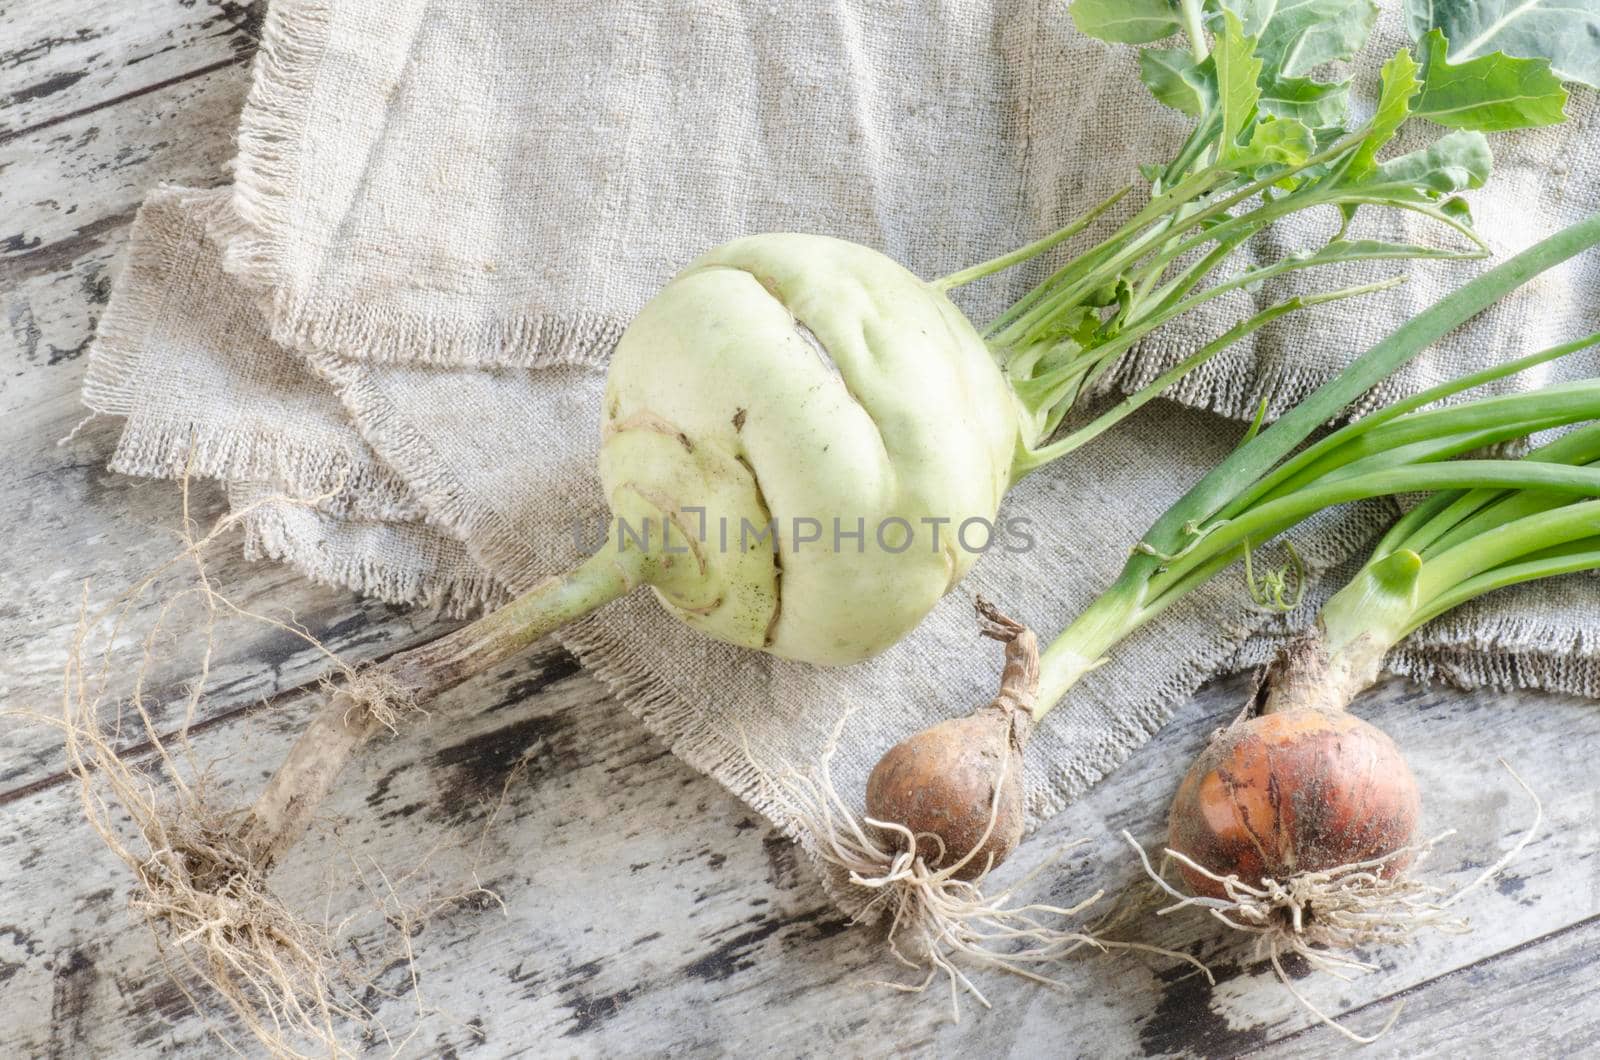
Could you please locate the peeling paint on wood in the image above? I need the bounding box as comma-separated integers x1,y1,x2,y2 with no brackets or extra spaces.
0,0,262,138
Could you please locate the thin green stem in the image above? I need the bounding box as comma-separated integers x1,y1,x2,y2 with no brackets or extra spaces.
933,185,1131,291
1404,538,1600,634
996,127,1376,348
1013,278,1403,475
985,167,1229,338
1015,237,1434,424
1338,193,1490,250
1129,231,1251,324
1180,0,1210,62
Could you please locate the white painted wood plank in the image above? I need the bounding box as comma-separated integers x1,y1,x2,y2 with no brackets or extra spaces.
1,236,119,419
0,395,464,792
2,657,1596,1056
0,41,427,790
0,0,258,137
0,65,249,292
1260,913,1600,1058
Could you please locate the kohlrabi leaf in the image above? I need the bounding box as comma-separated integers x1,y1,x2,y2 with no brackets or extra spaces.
1071,0,1182,44
1207,0,1376,136
1214,10,1263,147
1348,49,1421,180
1404,0,1600,89
1230,116,1317,167
1369,130,1493,194
1413,28,1569,130
1227,0,1379,79
1258,74,1351,128
1339,131,1490,235
1140,48,1216,116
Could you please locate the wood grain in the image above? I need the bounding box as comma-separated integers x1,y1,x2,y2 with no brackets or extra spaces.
1,2,1596,1056
0,0,260,139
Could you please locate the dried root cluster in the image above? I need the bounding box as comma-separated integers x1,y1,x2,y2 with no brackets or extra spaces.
47,470,499,1057
1124,762,1541,1044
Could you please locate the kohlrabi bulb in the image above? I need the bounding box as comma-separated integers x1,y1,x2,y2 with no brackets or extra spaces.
600,234,1019,665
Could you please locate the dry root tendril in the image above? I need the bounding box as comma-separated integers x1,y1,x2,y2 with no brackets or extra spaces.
42,461,502,1057
1122,761,1543,1044
774,717,1211,1022
325,667,423,736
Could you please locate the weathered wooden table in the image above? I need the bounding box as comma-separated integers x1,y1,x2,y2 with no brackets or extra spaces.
3,4,1597,1056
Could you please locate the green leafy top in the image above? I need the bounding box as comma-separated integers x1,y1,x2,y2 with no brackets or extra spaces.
942,0,1596,467
1070,0,1596,138
1406,0,1600,89
1412,29,1568,131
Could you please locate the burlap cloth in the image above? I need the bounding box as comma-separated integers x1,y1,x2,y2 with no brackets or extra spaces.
82,0,1600,913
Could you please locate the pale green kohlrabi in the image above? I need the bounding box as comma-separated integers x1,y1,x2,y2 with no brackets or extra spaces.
600,234,1019,664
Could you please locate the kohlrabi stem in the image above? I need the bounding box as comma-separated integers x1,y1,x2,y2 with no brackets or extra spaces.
1180,0,1210,63
1012,237,1435,429
932,186,1131,291
985,166,1230,338
1012,279,1404,475
992,127,1378,354
1128,229,1251,323
236,546,641,872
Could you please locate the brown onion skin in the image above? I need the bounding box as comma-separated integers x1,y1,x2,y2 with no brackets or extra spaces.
865,705,1027,881
1167,709,1422,900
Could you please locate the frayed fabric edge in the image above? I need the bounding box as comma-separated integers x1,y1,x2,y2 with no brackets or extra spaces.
219,0,330,295
105,414,423,524
1102,329,1540,429
80,186,203,421
1388,634,1600,701
236,490,507,620
295,349,575,592
217,0,626,370
1103,332,1322,427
